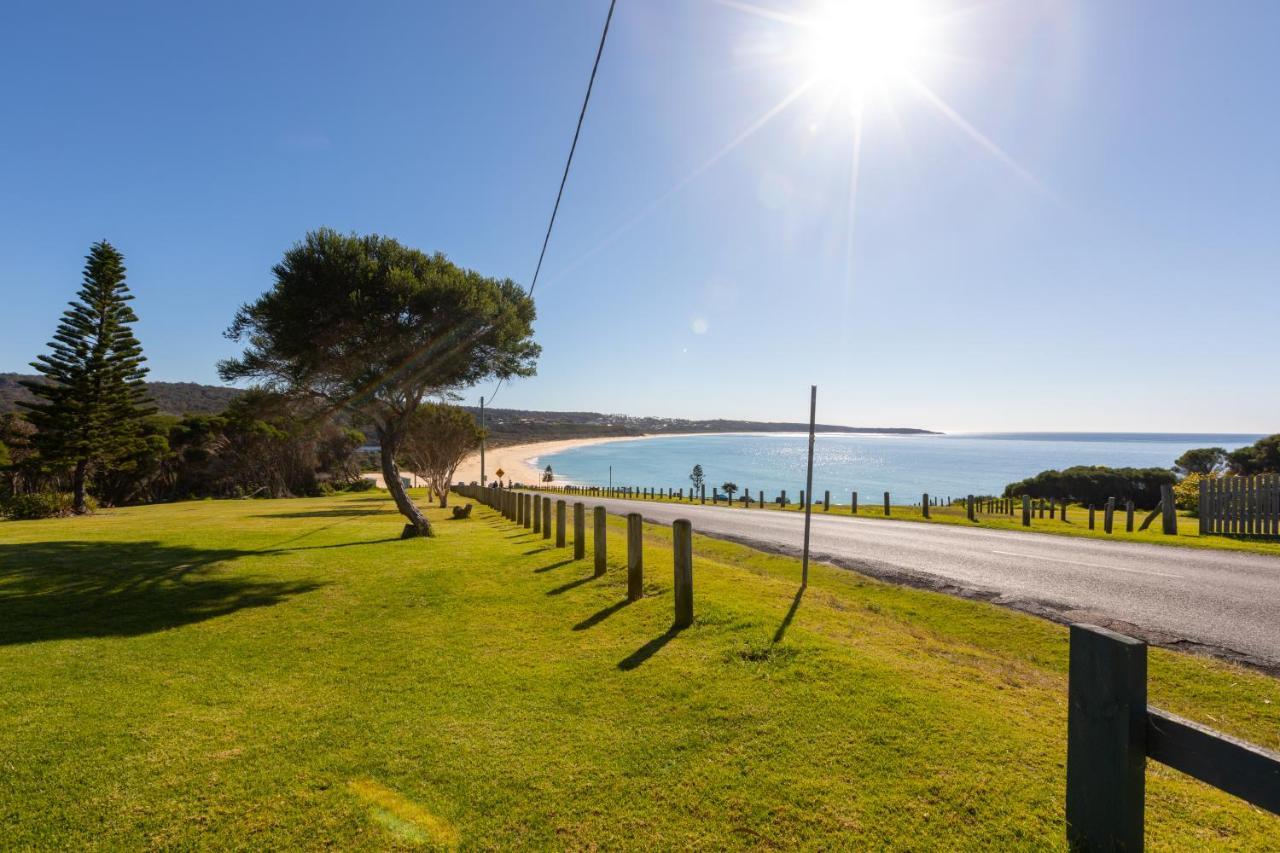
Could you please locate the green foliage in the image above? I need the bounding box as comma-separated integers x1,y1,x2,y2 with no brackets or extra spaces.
1,491,96,520
397,404,483,507
689,464,705,490
1173,446,1228,476
219,228,538,535
1003,465,1175,510
721,481,738,499
541,465,554,483
19,242,154,512
1172,472,1209,515
1226,434,1280,475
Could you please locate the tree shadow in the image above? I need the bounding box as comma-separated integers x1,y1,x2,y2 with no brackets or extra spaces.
534,558,574,574
618,625,686,671
572,598,632,631
546,575,594,596
771,585,805,646
249,509,392,519
0,541,323,646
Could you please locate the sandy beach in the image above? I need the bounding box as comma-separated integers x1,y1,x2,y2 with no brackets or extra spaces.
453,434,654,485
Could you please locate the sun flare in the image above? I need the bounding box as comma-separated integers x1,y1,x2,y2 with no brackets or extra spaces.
801,0,933,94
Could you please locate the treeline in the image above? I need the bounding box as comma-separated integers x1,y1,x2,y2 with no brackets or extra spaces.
1,373,240,416
2,391,367,518
1002,435,1280,511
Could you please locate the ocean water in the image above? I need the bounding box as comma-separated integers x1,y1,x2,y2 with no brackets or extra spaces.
532,433,1264,500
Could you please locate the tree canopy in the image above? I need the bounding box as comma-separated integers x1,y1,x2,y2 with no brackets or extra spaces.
398,404,483,508
219,229,538,537
1173,446,1228,476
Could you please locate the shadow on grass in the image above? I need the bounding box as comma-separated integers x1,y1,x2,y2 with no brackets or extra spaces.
534,558,574,574
618,625,686,671
573,598,631,631
249,508,391,519
772,585,805,645
0,541,323,646
546,575,594,596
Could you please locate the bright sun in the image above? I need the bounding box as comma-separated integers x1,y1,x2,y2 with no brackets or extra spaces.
802,0,932,94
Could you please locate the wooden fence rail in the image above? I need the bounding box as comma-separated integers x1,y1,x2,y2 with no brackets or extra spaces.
1200,474,1280,537
1066,624,1280,849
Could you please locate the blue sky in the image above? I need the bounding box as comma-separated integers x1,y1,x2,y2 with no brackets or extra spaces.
2,1,1277,433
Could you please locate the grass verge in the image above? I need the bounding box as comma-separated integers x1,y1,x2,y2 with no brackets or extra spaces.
1,491,1276,848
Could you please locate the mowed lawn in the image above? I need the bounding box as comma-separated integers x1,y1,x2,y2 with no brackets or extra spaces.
1,492,1277,848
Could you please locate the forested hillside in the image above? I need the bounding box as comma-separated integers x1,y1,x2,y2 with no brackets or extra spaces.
1,374,241,416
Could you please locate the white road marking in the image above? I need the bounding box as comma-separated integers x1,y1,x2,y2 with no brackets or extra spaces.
990,550,1179,578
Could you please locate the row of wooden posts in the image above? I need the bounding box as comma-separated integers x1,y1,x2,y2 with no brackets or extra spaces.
1199,473,1280,537
454,484,695,627
526,483,1183,535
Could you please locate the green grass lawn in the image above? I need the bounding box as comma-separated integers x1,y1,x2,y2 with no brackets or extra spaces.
1,491,1277,848
539,486,1280,558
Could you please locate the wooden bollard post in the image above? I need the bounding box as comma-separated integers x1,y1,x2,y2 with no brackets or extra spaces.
524,494,533,528
967,494,975,522
533,494,541,533
1125,500,1134,533
700,485,706,505
542,497,552,539
1022,495,1031,527
626,513,643,602
780,490,787,507
556,499,566,547
851,491,858,514
672,519,694,629
1065,624,1147,851
593,506,606,577
1050,499,1057,520
1104,498,1115,534
516,493,524,525
922,493,930,518
800,489,805,510
1089,505,1096,530
883,492,890,516
1160,483,1177,535
758,491,764,508
1062,501,1069,523
823,490,830,511
573,502,585,559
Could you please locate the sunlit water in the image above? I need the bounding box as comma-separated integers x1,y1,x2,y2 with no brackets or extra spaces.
531,433,1263,500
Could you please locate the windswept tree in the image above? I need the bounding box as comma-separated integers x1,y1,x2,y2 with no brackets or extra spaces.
722,481,738,502
219,229,538,537
689,464,705,493
398,403,484,508
20,241,153,513
1173,446,1228,477
542,465,554,483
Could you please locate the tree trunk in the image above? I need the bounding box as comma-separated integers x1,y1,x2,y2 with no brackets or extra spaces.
72,458,89,514
379,432,433,538
437,486,448,509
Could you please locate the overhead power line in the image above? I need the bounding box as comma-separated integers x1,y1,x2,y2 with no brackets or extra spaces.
486,0,617,409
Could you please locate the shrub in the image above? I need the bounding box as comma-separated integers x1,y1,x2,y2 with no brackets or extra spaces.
2,492,96,520
1173,473,1208,516
344,478,376,492
1003,466,1175,510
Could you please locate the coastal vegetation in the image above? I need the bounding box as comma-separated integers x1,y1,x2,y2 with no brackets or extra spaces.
1002,466,1175,510
1,490,1275,847
398,403,484,508
218,228,538,538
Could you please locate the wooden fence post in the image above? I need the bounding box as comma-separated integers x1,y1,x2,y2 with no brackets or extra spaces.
1104,498,1115,535
883,492,890,516
1126,501,1134,533
556,500,566,547
524,494,532,529
1065,624,1147,851
1062,501,1069,523
673,519,694,629
626,513,643,602
542,497,552,540
1161,484,1177,535
1199,478,1209,535
824,490,830,511
573,502,585,560
967,494,975,522
922,493,930,518
533,495,541,533
593,506,606,577
1089,505,1095,530
1022,495,1031,527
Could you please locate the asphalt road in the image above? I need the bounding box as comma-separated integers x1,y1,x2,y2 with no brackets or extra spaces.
530,492,1280,667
